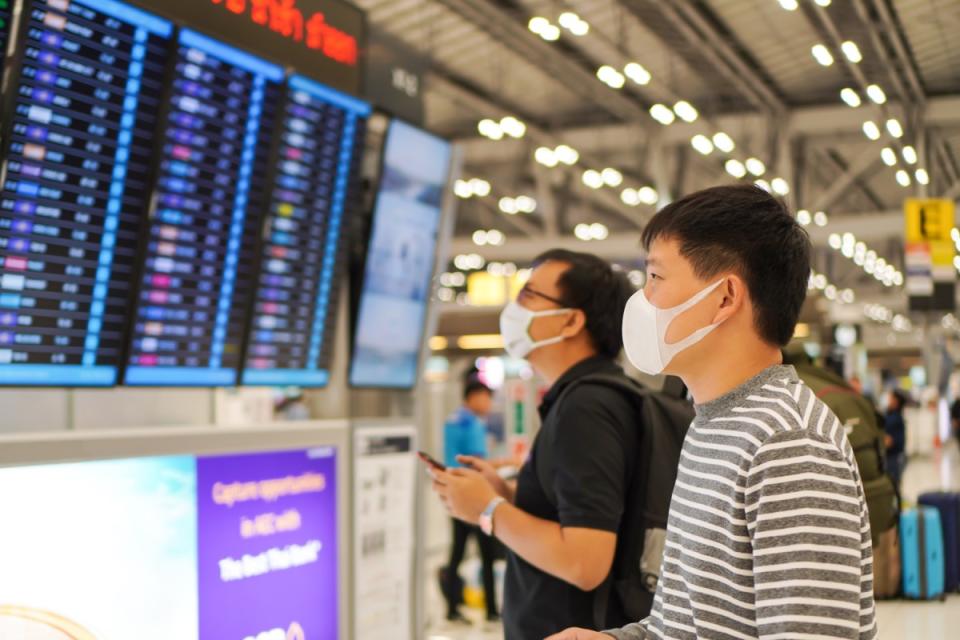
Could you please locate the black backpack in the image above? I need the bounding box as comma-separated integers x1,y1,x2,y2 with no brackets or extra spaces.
543,373,694,627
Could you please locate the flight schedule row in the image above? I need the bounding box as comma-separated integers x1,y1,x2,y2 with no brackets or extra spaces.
0,0,371,386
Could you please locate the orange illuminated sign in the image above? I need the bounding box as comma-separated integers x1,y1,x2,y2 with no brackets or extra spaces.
211,0,358,66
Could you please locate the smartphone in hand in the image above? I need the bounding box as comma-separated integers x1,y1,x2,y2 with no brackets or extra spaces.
417,450,447,471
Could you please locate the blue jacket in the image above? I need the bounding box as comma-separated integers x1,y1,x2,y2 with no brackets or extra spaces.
885,410,906,455
444,407,488,468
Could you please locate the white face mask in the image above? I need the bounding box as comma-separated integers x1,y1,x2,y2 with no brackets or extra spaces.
499,301,572,360
622,279,726,375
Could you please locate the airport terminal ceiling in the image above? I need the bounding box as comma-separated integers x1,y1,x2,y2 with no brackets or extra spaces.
357,0,960,325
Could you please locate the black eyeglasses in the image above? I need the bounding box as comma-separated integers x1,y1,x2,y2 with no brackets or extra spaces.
517,285,567,307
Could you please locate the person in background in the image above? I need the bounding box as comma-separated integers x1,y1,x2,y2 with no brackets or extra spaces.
431,249,638,639
850,376,864,394
849,376,879,408
551,184,876,640
438,378,499,625
950,394,960,444
884,390,908,488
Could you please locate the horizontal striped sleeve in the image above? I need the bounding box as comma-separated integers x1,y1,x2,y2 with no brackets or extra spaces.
745,429,865,639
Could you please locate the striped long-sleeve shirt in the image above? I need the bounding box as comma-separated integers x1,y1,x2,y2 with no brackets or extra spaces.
606,365,877,640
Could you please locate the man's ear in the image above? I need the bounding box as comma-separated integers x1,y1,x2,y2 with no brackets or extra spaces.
712,275,746,325
560,308,587,339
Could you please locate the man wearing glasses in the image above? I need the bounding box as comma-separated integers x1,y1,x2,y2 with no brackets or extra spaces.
431,249,638,639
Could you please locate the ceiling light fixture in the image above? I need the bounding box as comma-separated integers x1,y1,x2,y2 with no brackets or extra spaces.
650,103,676,125
713,132,735,153
866,84,886,104
841,41,862,63
691,134,714,155
812,44,834,66
840,88,861,107
725,159,747,178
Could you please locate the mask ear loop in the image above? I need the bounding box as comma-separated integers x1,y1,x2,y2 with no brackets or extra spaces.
663,278,727,314
659,278,727,352
527,308,576,353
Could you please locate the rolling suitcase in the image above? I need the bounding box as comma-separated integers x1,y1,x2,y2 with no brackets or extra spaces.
900,506,946,600
918,492,960,592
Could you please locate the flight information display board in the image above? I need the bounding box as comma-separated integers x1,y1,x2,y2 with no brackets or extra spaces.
123,29,281,386
241,75,369,387
0,0,171,385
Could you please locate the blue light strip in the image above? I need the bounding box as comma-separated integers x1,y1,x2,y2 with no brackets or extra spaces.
209,74,266,369
288,74,371,116
180,29,283,81
125,366,236,386
0,364,115,386
72,0,172,37
82,28,148,367
305,113,358,369
244,369,330,387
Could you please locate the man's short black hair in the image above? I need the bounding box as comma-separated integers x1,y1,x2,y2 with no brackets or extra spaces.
464,378,492,400
641,184,811,347
532,249,635,358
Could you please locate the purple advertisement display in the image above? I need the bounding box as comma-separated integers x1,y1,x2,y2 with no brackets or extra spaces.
197,448,339,640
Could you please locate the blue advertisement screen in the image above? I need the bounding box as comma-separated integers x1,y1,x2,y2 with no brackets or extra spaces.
349,120,451,389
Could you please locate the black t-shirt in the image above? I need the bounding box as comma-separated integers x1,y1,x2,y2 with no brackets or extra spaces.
502,356,639,640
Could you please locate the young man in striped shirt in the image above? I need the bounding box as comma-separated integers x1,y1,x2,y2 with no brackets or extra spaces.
551,185,877,640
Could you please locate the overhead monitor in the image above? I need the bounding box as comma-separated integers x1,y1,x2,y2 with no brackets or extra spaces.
349,120,451,389
0,0,172,385
241,75,369,387
123,30,282,386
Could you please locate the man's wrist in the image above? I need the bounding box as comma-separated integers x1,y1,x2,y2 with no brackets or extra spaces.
479,496,507,535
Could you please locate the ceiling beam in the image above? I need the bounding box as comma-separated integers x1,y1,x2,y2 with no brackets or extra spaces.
443,0,650,123
452,95,960,162
427,72,650,229
848,0,920,108
817,149,885,211
648,0,786,114
449,208,922,260
859,0,925,103
469,197,541,237
809,147,882,212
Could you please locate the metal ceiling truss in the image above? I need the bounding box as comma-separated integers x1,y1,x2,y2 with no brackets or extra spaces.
443,0,650,124
427,62,647,233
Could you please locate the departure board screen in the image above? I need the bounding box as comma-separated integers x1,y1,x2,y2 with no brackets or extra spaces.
123,29,281,386
0,0,171,386
241,75,369,387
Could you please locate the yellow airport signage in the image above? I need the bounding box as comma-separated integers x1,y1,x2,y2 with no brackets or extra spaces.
905,198,955,243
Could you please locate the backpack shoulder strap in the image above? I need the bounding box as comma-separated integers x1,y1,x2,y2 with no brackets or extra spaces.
816,384,857,399
538,373,647,507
